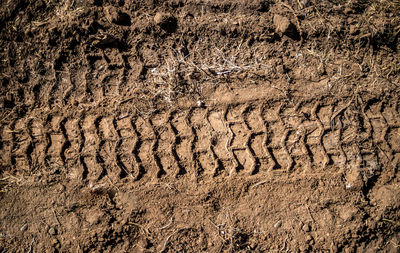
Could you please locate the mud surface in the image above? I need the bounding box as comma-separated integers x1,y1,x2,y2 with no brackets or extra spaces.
1,0,400,252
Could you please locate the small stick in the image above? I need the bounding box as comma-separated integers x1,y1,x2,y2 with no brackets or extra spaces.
106,176,120,191
296,0,303,9
250,179,270,189
390,240,400,248
128,222,150,235
28,238,35,253
306,204,315,224
52,209,61,226
160,217,174,230
159,228,181,253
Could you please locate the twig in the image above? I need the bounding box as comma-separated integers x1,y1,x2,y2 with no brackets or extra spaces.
250,179,270,189
28,238,35,253
207,219,225,241
305,204,315,225
159,228,182,253
280,235,288,252
129,222,151,237
160,217,174,230
52,209,61,226
390,240,400,248
106,176,120,191
296,0,304,9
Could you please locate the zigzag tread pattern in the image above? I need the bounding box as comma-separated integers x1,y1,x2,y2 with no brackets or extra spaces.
1,96,399,184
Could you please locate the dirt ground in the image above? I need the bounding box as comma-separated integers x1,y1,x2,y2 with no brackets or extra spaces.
1,0,400,252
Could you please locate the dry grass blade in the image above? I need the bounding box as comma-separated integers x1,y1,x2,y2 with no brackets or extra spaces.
148,45,269,103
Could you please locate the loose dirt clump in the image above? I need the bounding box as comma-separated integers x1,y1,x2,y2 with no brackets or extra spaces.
1,0,399,252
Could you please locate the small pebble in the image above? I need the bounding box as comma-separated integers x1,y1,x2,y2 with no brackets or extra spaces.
48,227,57,235
302,223,311,232
274,220,282,228
20,224,28,232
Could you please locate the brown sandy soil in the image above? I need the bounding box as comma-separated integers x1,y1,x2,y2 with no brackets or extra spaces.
1,0,400,252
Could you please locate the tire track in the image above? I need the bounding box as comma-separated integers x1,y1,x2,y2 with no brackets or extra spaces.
189,107,215,178
262,104,287,171
232,104,257,175
2,95,398,184
47,60,61,109
205,108,225,177
242,105,262,175
224,106,241,175
1,125,13,169
129,115,145,180
364,100,392,162
362,99,397,184
168,111,187,177
63,116,85,180
150,111,176,178
148,116,166,179
243,104,268,174
311,102,331,169
171,110,195,178
134,116,160,180
58,68,73,107
207,108,233,176
290,102,313,172
259,104,279,171
98,116,126,180
68,65,88,105
115,115,138,180
45,115,65,170
324,104,346,167
81,114,105,182
11,119,31,171
277,104,295,171
28,119,47,169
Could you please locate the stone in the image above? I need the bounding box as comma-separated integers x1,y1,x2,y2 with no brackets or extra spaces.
20,224,28,232
48,227,57,235
274,220,282,228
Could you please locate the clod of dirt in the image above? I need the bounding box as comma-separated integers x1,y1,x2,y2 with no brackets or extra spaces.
104,6,131,26
94,35,125,49
299,244,311,252
154,12,178,33
349,24,359,35
339,204,359,222
48,227,57,236
246,0,270,12
273,14,299,40
344,167,364,191
137,237,152,249
370,185,400,211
